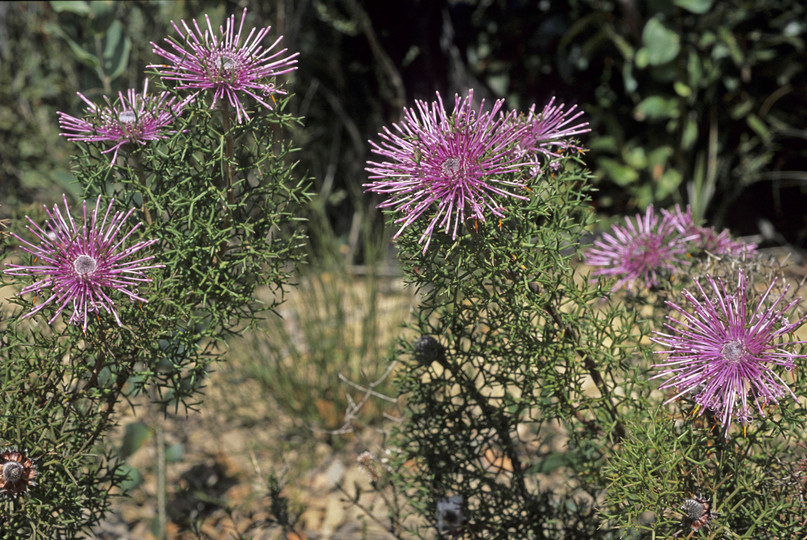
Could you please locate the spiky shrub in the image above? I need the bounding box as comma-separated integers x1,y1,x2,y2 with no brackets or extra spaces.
0,9,308,538
365,90,807,539
365,90,627,538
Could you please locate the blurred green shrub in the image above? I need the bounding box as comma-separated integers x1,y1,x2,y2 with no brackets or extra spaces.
457,0,807,225
47,1,131,93
572,0,806,223
0,3,78,209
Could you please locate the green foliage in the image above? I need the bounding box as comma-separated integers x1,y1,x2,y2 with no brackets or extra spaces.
603,404,807,537
563,0,807,217
458,0,807,224
69,92,310,410
0,1,185,212
600,254,807,537
0,315,127,538
47,1,131,89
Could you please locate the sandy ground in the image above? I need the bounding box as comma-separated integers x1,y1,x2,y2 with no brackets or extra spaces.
91,371,400,540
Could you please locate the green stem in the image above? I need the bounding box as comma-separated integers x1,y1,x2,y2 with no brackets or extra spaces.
78,327,107,394
77,365,131,456
155,418,167,540
434,353,547,539
216,102,238,264
540,295,626,441
511,270,625,441
219,102,236,206
126,152,152,226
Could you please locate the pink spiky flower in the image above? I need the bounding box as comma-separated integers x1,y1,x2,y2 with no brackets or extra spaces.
57,79,188,165
584,205,695,292
150,8,298,124
651,270,807,438
662,204,757,257
515,97,590,174
364,89,534,253
4,195,163,332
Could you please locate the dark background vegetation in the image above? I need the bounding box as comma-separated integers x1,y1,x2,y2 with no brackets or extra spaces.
2,0,807,257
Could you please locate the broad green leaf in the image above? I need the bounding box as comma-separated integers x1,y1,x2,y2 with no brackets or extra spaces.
636,184,654,207
103,20,131,82
623,63,638,93
588,135,619,153
681,116,698,150
165,443,184,463
635,47,649,69
117,463,142,493
90,0,117,33
674,0,713,14
673,81,692,98
718,27,744,66
687,51,704,88
50,1,91,14
648,145,673,166
747,114,771,141
120,421,152,460
656,169,683,199
487,74,509,97
624,146,647,169
730,100,753,120
699,30,716,48
635,96,680,121
642,18,680,66
44,22,100,69
600,158,639,186
91,0,116,17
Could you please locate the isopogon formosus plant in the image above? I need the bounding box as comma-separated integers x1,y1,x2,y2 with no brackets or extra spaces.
358,88,807,539
2,7,806,538
1,8,307,538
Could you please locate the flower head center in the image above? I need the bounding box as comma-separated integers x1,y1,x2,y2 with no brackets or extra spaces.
73,254,98,276
118,110,137,127
626,236,662,266
117,110,143,139
721,340,746,364
681,498,704,520
441,157,465,179
213,51,240,82
2,461,23,483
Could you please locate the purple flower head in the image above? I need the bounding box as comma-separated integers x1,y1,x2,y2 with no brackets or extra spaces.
364,89,532,253
662,204,756,257
4,195,163,332
150,8,298,124
57,79,188,165
651,270,807,437
514,98,590,174
584,205,695,292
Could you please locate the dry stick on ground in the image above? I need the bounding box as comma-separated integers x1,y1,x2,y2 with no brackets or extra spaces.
313,359,401,437
314,360,411,538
